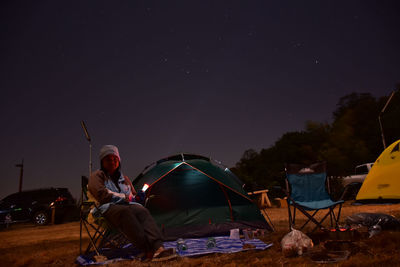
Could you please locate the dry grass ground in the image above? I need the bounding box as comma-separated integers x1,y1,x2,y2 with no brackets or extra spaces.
1,202,400,267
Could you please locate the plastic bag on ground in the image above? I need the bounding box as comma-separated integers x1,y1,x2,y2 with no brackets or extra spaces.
281,228,314,256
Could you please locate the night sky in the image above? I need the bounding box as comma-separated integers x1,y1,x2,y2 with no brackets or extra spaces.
1,1,399,200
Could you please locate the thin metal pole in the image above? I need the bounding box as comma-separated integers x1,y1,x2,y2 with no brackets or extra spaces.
379,90,396,149
89,142,92,178
15,159,24,193
378,116,386,149
80,121,92,255
81,121,92,177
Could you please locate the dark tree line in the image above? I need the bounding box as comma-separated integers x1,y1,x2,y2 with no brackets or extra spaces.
231,90,400,192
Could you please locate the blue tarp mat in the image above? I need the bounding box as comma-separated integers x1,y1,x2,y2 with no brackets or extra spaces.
164,236,272,257
76,236,272,265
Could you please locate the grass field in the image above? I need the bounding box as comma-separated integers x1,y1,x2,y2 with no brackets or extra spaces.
1,202,400,266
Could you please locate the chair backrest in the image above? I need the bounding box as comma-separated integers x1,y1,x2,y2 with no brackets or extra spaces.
81,176,89,201
286,162,331,203
80,176,103,226
81,175,101,206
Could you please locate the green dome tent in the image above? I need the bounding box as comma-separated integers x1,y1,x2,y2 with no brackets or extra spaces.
132,154,272,240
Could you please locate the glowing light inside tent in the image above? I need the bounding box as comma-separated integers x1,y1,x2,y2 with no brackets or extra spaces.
142,184,149,192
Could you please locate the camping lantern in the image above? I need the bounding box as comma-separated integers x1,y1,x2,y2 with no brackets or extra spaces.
142,184,149,192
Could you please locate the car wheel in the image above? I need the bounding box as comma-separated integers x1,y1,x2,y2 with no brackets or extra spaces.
33,211,49,225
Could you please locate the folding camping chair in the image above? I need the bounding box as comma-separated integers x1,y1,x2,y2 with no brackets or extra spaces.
79,176,130,256
284,162,344,232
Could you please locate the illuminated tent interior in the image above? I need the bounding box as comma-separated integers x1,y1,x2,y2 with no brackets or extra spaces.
132,154,272,240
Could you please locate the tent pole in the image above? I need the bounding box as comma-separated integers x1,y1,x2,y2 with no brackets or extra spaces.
219,184,234,221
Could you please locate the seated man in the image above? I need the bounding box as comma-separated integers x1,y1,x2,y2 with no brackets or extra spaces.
88,145,176,261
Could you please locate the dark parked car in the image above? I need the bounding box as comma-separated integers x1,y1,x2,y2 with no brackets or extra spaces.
0,188,79,226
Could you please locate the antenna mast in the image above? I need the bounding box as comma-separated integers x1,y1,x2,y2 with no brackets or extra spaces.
80,121,92,177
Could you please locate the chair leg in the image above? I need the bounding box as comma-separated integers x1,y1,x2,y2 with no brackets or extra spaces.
329,208,335,227
293,207,296,226
329,204,342,229
310,211,331,232
294,206,327,232
336,204,342,227
287,194,326,231
80,218,83,255
288,203,298,230
299,210,318,230
309,204,343,232
287,201,293,230
82,220,102,256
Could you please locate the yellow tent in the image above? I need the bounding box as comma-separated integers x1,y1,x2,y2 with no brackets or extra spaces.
356,139,400,202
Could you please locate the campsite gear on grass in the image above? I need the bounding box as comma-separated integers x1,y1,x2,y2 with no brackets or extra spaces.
243,229,252,240
281,228,314,257
284,162,344,232
229,228,240,239
253,228,267,238
368,224,382,238
206,237,216,248
77,236,272,265
164,236,272,257
176,238,188,251
345,212,400,230
356,139,400,203
132,154,272,240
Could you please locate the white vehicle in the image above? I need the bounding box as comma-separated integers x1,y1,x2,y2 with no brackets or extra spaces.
342,163,374,187
341,163,374,200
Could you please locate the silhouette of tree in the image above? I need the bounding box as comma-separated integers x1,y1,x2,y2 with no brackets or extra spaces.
232,89,400,190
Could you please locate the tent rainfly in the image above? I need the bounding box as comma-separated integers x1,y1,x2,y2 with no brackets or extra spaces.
132,154,272,240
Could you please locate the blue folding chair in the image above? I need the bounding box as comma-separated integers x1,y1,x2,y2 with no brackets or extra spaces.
285,162,344,232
